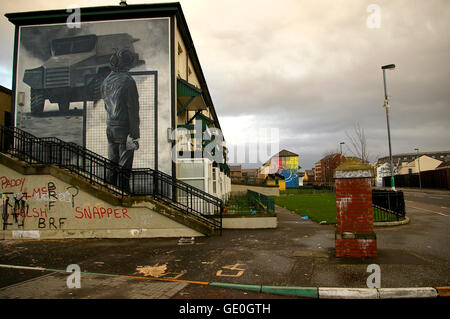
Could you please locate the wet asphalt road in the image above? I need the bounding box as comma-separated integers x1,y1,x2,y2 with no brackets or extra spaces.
0,189,449,299
403,190,450,209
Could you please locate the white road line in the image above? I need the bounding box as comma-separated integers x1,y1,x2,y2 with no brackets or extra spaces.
0,264,47,271
406,205,449,217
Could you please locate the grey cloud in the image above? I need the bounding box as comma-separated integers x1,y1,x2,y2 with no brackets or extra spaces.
0,0,449,170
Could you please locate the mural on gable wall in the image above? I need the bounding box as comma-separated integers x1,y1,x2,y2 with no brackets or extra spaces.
278,156,299,188
14,18,172,172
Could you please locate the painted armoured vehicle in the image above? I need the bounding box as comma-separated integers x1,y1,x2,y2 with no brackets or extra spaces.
23,33,144,115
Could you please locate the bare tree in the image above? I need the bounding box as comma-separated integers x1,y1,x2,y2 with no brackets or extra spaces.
345,123,370,163
322,148,340,158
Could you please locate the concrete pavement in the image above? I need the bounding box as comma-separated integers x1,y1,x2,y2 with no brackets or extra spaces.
0,271,188,299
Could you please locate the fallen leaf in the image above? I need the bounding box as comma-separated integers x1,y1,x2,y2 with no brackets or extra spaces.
136,264,167,277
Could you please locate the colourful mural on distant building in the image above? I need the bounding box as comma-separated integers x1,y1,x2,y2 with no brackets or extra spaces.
260,149,300,188
278,152,299,188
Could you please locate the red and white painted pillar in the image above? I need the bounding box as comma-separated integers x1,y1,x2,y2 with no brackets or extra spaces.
334,158,377,258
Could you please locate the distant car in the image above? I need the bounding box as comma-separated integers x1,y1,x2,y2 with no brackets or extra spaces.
23,33,145,115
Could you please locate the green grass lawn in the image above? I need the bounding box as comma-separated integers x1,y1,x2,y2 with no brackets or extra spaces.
275,193,337,224
280,188,331,195
275,192,401,224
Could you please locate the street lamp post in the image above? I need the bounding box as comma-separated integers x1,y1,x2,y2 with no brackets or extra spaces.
415,148,422,189
340,142,345,155
382,64,396,191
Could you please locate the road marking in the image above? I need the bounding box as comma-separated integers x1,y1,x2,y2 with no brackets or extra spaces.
216,264,246,277
406,205,448,217
178,237,195,245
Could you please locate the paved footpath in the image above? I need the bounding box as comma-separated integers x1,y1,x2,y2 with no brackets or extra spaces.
0,197,448,299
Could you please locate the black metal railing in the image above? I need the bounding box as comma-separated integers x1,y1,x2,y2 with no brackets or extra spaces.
372,189,405,221
0,126,223,232
247,190,275,213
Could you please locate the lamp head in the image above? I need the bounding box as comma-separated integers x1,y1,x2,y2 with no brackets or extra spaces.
382,64,396,70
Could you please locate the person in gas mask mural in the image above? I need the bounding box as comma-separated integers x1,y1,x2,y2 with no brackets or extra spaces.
101,48,140,190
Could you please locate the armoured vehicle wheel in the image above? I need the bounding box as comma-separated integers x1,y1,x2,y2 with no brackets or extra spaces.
30,89,45,115
59,101,70,113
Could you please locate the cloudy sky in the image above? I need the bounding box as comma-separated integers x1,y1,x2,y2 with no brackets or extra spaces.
1,0,449,170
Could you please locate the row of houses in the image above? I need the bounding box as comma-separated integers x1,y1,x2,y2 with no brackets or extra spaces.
303,150,450,189
376,151,450,188
229,147,450,190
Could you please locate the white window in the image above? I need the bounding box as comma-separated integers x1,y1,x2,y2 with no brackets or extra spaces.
212,168,217,194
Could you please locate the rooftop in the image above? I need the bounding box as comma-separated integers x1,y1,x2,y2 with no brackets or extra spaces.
0,85,12,95
437,161,450,169
378,150,450,162
262,149,299,166
229,165,242,172
276,149,298,157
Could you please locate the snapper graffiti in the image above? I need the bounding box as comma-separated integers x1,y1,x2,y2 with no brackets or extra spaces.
74,205,131,220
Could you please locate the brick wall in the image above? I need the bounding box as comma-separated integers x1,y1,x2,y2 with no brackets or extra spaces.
335,167,377,258
335,238,377,258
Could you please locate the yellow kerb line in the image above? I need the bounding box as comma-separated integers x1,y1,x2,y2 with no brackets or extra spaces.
435,286,450,297
119,275,209,285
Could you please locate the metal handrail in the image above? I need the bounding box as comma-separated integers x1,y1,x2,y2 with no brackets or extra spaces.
0,125,223,232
